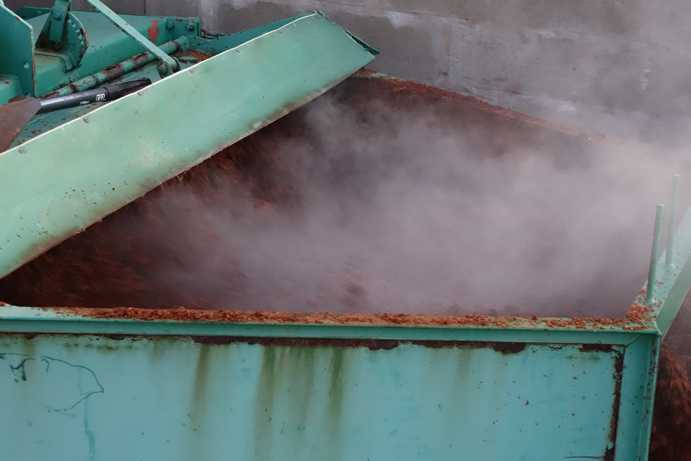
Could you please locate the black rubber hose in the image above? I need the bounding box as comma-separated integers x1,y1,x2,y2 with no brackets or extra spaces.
38,78,152,113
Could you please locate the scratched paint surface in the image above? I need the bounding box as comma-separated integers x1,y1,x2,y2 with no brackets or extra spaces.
0,334,629,461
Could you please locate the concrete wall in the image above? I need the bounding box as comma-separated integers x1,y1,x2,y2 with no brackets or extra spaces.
8,0,691,139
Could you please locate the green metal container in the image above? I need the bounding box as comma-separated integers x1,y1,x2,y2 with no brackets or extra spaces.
0,3,688,461
1,237,688,460
1,100,688,460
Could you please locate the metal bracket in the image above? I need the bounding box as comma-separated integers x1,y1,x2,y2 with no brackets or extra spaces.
38,0,70,49
36,0,89,72
36,11,88,71
86,0,179,76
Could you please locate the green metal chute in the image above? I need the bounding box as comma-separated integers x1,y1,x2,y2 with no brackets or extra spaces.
0,12,377,278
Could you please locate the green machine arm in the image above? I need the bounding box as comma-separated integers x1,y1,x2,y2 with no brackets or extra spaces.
37,0,178,75
0,12,378,277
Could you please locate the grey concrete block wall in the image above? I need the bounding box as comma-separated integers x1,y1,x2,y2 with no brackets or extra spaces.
7,0,691,139
140,0,691,140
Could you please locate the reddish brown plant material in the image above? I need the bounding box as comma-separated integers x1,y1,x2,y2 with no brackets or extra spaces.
650,345,691,461
355,70,610,142
0,73,612,312
0,73,653,317
626,303,654,323
39,304,653,330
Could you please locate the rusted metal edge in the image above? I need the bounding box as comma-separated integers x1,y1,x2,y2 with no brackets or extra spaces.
0,332,630,355
50,304,658,331
0,305,658,341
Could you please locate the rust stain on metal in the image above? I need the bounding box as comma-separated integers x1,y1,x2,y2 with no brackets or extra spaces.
102,62,126,80
604,352,624,461
42,52,153,99
131,52,152,67
189,336,528,352
0,330,534,354
192,345,210,401
175,50,212,62
0,97,41,152
488,342,527,354
579,343,615,353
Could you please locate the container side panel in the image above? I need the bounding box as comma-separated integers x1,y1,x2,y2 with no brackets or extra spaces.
0,4,34,101
0,334,643,460
615,334,660,461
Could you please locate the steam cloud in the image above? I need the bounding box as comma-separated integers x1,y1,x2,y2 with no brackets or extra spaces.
137,78,689,317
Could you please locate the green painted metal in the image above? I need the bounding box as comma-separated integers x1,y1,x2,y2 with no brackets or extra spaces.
0,76,23,109
34,0,180,75
0,310,659,460
85,0,178,75
47,36,190,97
35,0,89,71
650,208,691,335
627,334,661,458
195,16,306,54
28,12,199,96
0,9,198,102
15,5,52,19
0,305,658,340
36,0,71,48
665,174,680,267
0,4,34,98
635,176,691,335
0,12,377,279
647,204,665,305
